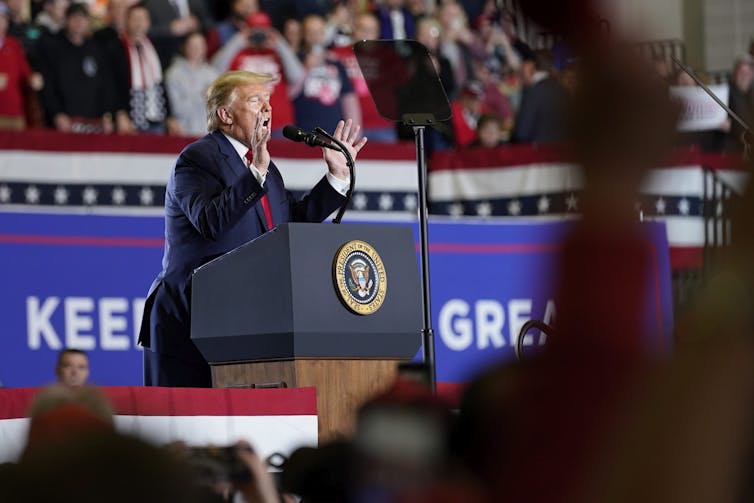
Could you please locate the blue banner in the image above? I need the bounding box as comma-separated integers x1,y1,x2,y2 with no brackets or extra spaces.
0,212,673,387
425,220,674,381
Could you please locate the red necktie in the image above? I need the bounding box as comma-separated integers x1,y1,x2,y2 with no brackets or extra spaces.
245,150,274,230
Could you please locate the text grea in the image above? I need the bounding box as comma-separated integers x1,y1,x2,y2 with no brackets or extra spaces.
438,298,556,351
27,297,146,350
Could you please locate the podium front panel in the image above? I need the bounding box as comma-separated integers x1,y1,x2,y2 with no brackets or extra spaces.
191,223,422,363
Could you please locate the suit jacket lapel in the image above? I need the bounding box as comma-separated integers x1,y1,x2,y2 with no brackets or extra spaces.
213,130,276,231
210,130,248,180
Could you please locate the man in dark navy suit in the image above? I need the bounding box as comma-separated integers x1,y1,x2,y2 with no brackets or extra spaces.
139,70,368,387
511,49,568,145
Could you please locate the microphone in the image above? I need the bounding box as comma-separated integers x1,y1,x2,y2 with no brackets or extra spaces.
282,124,340,151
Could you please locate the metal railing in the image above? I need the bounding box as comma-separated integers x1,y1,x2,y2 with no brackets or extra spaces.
674,166,740,312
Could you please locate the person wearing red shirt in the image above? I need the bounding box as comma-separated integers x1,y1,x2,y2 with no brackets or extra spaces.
451,81,487,147
0,3,42,130
330,11,397,142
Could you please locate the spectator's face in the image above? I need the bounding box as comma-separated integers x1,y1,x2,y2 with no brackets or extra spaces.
126,7,150,38
0,14,7,36
224,83,271,148
416,20,440,51
107,0,129,29
477,120,501,148
734,61,754,92
303,16,325,48
438,3,465,33
232,0,257,18
353,14,379,41
283,18,301,49
476,17,493,40
48,0,70,24
406,0,426,15
521,60,536,85
6,0,24,16
56,353,90,387
183,32,207,62
65,12,90,39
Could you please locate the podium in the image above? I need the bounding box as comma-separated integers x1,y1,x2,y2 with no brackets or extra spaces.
191,223,422,439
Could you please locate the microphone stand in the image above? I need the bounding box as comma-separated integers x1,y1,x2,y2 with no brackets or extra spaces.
315,127,355,224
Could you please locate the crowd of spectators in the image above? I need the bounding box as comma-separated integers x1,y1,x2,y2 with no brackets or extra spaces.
1,21,754,500
1,0,752,150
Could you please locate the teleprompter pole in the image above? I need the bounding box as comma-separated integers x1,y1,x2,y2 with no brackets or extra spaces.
413,125,436,392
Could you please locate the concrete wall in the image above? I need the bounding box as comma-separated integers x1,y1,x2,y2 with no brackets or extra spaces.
597,0,684,40
703,0,754,72
592,0,752,72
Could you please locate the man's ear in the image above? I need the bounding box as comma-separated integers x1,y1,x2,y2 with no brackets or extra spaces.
217,107,232,126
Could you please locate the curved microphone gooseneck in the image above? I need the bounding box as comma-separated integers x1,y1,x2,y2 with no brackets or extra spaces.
314,127,355,224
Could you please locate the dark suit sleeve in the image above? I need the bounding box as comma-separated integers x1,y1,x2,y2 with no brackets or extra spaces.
172,148,265,241
512,86,537,143
95,47,117,117
111,39,132,115
264,163,346,224
289,175,346,222
37,35,65,120
512,79,568,144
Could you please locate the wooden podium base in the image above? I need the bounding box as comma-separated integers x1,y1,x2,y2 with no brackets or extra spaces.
211,359,400,441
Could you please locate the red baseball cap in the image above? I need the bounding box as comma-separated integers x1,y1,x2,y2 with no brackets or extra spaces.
246,11,272,28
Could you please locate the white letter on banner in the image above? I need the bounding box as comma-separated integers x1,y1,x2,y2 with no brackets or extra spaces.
508,299,532,348
27,297,62,350
439,299,473,351
64,297,96,350
99,298,130,350
541,300,557,345
132,298,146,348
475,300,505,349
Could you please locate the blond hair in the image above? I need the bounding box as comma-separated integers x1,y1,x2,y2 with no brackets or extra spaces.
206,71,276,131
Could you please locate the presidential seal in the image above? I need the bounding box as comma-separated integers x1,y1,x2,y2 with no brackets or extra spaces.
333,240,387,315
